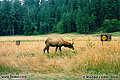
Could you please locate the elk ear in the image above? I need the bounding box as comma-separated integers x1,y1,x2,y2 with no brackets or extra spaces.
72,43,74,45
72,38,75,45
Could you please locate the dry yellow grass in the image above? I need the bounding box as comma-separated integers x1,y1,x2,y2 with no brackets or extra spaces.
0,34,120,77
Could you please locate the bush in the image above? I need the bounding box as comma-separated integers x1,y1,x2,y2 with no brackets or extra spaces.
39,22,48,34
33,30,39,35
51,25,58,33
57,21,65,33
102,19,120,33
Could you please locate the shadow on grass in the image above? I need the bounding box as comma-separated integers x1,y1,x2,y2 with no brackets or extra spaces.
46,50,77,59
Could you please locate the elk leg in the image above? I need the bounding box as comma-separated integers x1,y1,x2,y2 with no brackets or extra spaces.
55,46,58,53
59,47,61,52
47,47,49,53
43,47,47,53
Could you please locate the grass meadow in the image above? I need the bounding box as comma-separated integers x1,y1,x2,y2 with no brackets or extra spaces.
0,34,120,79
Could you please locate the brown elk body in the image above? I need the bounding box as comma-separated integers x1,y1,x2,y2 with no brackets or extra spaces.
43,37,74,53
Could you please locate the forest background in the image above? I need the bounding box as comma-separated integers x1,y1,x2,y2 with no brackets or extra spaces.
0,0,120,36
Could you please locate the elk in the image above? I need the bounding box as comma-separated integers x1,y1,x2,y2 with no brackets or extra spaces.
43,37,75,53
96,31,102,34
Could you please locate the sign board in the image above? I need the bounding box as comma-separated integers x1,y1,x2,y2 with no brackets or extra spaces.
101,35,111,41
16,40,20,46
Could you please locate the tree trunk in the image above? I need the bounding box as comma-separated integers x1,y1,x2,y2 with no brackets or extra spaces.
12,25,14,35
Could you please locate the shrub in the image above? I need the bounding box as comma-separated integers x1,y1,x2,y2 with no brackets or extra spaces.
102,19,120,33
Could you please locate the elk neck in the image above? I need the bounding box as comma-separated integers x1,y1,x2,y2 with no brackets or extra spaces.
62,40,71,47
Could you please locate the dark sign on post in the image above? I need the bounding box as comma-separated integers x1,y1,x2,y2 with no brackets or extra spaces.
101,35,111,41
16,40,20,46
101,35,111,46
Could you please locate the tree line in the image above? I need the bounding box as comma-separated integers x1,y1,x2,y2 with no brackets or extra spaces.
0,0,120,36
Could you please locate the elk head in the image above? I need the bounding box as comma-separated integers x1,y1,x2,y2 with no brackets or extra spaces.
68,38,75,50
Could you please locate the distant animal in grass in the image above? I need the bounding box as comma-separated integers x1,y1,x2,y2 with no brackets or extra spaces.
43,37,75,53
96,31,102,34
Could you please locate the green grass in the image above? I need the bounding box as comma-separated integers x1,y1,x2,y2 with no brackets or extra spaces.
0,32,120,37
46,50,77,59
27,74,82,80
96,32,120,37
0,40,44,42
26,74,120,80
0,65,21,75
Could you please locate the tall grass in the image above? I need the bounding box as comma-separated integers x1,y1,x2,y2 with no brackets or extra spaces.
0,35,120,76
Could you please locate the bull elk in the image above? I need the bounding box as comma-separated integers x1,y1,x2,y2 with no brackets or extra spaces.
43,37,75,53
